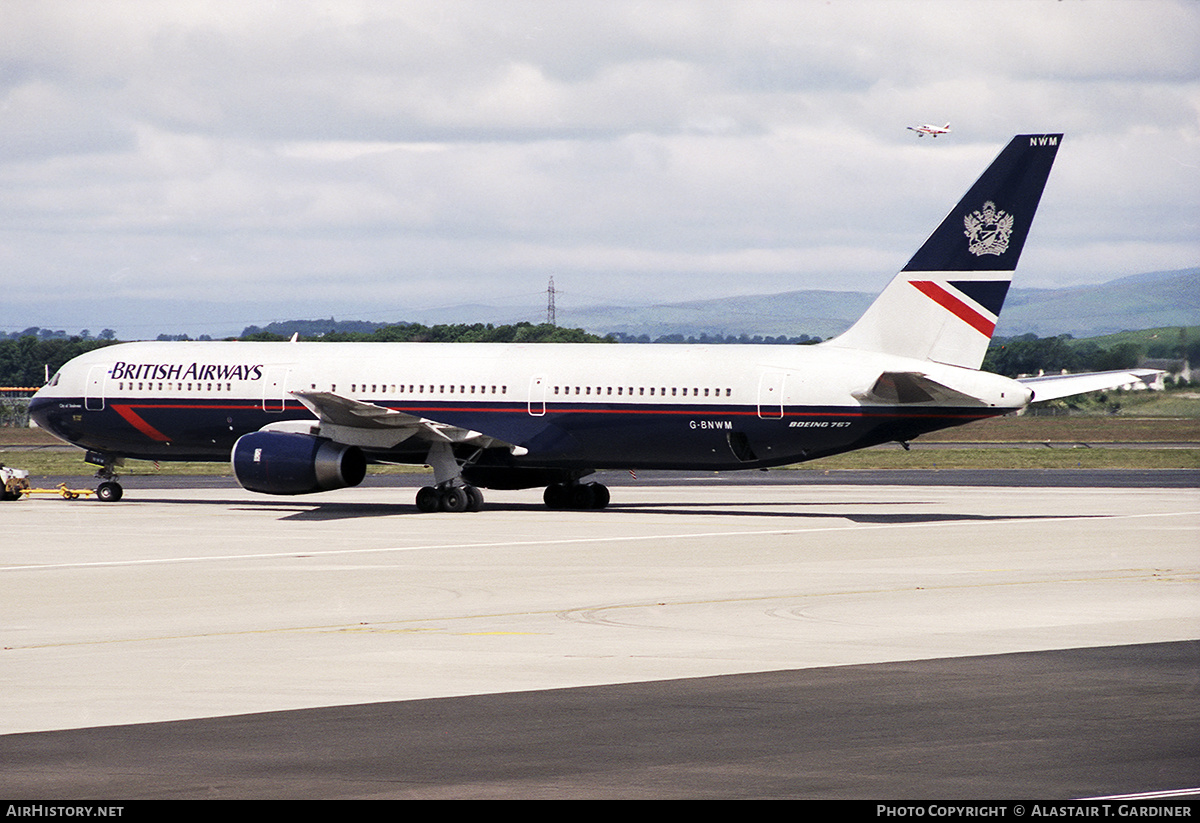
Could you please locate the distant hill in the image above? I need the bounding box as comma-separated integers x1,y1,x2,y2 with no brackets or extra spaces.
254,267,1197,343
995,268,1200,338
555,267,1200,341
7,268,1194,344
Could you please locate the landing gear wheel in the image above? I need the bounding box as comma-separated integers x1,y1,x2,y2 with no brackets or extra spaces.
465,485,484,512
439,486,469,513
415,486,440,513
96,481,123,502
544,482,609,510
571,483,596,510
544,483,571,509
589,482,610,509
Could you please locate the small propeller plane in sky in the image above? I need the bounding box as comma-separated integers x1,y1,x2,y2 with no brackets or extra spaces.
908,122,951,137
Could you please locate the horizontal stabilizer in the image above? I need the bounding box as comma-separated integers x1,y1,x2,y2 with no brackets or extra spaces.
1017,369,1163,403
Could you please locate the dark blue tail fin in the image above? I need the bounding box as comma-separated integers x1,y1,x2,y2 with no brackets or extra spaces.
826,134,1062,369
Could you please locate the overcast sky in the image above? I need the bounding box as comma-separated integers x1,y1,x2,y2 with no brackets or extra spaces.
2,0,1197,338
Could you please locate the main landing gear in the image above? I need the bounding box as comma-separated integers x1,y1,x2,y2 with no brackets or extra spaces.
415,483,484,513
413,442,612,513
415,441,485,514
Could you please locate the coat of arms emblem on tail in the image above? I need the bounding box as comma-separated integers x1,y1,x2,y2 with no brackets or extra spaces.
964,201,1014,256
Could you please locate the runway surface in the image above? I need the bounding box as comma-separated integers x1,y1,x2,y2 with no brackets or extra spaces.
2,472,1197,798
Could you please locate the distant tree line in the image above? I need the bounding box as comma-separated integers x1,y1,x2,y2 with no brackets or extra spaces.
608,332,821,345
239,318,389,338
0,336,121,387
241,319,823,346
240,320,613,344
0,327,116,342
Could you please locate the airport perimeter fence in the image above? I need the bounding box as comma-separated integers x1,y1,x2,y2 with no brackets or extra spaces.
0,397,32,427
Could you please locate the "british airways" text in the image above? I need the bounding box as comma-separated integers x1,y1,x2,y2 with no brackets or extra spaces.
109,362,264,381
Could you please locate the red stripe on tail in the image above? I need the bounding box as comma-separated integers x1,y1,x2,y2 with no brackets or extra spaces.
909,280,996,337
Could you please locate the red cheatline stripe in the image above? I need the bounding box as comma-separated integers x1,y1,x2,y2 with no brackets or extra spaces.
112,404,171,442
107,399,995,422
909,280,995,337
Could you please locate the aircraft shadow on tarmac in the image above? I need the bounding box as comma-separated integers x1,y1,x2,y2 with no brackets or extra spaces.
123,496,1116,525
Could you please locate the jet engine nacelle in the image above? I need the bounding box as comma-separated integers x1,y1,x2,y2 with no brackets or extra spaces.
231,431,367,495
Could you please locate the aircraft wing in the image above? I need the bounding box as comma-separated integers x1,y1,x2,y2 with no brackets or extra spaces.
289,391,517,451
1017,368,1163,403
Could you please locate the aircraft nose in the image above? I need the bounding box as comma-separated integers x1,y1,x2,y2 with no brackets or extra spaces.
28,395,52,431
28,392,76,444
29,393,56,427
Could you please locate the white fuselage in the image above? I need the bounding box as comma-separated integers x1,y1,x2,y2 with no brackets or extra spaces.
31,339,1029,472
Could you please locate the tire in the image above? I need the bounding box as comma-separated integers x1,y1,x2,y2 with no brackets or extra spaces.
570,483,596,510
439,486,468,513
589,483,610,509
544,483,570,509
415,486,440,513
465,485,484,512
96,481,123,502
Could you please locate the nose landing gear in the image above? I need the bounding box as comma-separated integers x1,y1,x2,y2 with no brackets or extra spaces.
86,451,124,502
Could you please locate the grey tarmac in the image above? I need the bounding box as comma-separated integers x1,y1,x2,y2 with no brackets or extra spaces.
1,472,1196,798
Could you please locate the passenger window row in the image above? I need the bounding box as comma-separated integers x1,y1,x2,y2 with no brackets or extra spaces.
341,384,508,395
116,382,233,392
112,381,733,400
330,384,732,399
552,386,731,397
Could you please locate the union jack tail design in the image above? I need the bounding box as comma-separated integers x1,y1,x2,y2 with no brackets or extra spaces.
827,134,1061,369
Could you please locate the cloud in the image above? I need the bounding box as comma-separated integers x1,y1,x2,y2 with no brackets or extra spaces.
0,0,1196,337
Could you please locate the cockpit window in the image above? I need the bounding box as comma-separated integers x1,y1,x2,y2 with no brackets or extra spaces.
48,372,61,387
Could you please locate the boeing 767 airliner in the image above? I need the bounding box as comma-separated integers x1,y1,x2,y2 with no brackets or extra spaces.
26,134,1159,511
